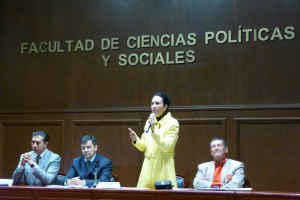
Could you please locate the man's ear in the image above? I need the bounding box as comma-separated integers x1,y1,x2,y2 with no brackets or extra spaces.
225,147,229,154
210,149,214,157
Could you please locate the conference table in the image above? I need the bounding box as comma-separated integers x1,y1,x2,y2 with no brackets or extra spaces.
1,186,300,200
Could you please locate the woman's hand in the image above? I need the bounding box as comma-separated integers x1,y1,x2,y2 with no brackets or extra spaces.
128,128,138,141
147,114,156,132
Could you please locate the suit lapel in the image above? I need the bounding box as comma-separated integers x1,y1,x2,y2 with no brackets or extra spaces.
76,159,86,179
207,161,215,181
38,149,49,169
221,159,231,182
86,161,94,176
81,159,90,178
85,154,100,178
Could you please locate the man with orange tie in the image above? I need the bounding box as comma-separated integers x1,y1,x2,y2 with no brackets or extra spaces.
193,137,245,189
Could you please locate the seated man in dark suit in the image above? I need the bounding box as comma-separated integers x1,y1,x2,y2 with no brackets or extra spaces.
193,137,245,189
12,131,61,186
62,134,113,187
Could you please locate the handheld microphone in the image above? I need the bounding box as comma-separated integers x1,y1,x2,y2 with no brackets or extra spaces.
145,113,155,133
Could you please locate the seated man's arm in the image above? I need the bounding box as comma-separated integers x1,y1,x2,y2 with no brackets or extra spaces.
32,154,61,185
98,159,113,182
193,163,213,189
64,161,79,185
12,155,26,185
221,162,245,189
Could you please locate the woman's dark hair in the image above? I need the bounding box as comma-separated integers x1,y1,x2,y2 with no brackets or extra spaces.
153,92,172,112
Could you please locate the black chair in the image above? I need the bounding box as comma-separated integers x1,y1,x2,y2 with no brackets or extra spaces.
110,173,119,182
243,177,251,188
176,173,189,188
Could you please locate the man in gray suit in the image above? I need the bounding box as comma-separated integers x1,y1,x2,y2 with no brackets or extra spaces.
12,131,61,186
193,137,245,189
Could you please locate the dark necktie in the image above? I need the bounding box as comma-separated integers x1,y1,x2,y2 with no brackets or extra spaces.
35,155,41,165
86,160,91,168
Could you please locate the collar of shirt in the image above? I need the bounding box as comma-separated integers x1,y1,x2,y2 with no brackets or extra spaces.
156,112,171,127
214,159,226,167
85,154,96,163
35,149,47,159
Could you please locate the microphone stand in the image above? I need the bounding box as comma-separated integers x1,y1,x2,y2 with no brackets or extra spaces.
93,161,98,188
93,167,97,188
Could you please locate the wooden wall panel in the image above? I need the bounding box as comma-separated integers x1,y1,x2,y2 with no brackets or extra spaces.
237,118,300,192
0,0,299,111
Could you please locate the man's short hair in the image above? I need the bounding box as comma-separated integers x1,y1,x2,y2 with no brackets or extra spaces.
81,135,97,145
32,131,49,142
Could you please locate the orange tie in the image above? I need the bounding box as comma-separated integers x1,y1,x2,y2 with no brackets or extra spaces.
212,160,226,187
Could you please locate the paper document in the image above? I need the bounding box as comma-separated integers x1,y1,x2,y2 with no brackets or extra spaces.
96,182,121,189
0,179,13,186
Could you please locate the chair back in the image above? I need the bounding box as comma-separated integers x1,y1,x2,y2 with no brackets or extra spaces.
110,173,119,182
176,173,189,188
243,177,251,188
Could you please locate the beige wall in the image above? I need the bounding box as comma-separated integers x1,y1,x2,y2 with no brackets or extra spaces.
0,0,300,191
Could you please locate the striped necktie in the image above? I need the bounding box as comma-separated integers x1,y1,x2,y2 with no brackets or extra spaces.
35,155,41,165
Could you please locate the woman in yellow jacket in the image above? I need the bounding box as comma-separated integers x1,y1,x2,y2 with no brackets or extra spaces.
128,92,179,189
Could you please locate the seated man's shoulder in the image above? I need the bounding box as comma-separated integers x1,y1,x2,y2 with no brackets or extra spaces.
72,156,84,163
46,149,61,159
199,161,213,168
227,159,244,165
98,154,112,163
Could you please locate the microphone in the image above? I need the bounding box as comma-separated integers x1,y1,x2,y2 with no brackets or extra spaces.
145,113,155,133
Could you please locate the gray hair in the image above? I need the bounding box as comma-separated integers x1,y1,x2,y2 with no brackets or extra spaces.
210,137,227,148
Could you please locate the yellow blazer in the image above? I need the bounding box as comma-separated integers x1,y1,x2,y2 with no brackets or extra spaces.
134,112,179,189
